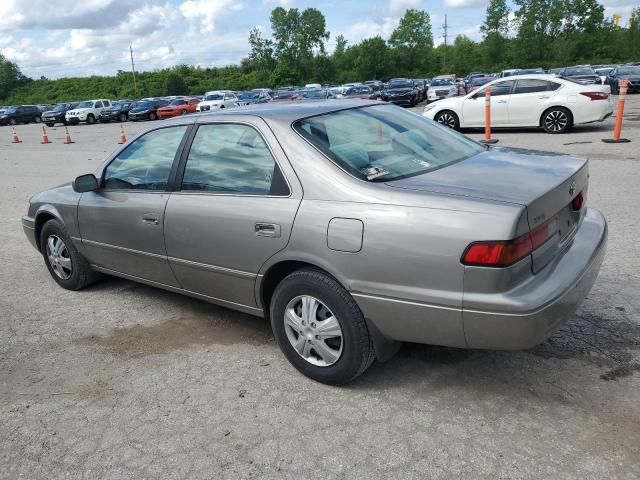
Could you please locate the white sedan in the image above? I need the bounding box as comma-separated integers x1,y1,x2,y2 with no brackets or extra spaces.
423,74,613,134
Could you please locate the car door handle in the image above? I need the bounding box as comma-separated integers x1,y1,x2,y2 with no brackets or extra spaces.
141,213,159,225
496,99,508,103
538,95,551,99
255,223,281,238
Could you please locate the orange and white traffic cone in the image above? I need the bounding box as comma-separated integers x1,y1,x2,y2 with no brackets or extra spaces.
63,126,75,144
11,127,22,144
40,125,52,144
118,125,127,144
602,79,631,143
480,85,498,144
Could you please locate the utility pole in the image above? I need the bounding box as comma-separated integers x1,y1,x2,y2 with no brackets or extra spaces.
130,45,138,96
442,14,448,72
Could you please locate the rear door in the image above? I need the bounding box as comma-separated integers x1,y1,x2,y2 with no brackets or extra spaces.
461,80,514,126
164,118,302,308
507,79,556,126
78,125,190,285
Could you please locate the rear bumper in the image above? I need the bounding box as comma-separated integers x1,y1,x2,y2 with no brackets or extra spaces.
462,208,607,349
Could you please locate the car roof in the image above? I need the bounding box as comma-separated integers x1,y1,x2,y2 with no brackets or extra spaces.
166,100,385,125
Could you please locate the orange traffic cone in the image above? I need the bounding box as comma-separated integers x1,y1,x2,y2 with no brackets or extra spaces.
11,127,22,144
40,125,52,144
118,125,127,144
63,126,75,144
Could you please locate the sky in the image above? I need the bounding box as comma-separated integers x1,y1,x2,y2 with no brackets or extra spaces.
0,0,635,79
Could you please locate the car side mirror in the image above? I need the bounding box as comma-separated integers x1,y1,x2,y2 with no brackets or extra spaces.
72,173,99,193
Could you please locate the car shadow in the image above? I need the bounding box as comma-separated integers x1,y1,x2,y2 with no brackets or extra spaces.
85,276,640,391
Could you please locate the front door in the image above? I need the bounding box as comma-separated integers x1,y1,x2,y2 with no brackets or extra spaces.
164,121,301,308
78,125,189,286
462,79,515,127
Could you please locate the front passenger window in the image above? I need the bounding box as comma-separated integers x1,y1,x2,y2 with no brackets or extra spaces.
474,80,515,98
103,126,188,190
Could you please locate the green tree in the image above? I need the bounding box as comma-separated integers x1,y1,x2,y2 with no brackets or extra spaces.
0,54,28,100
480,0,511,69
165,72,186,95
388,9,433,74
270,7,329,80
248,27,275,81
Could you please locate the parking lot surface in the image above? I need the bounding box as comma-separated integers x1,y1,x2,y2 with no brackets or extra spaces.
1,96,639,479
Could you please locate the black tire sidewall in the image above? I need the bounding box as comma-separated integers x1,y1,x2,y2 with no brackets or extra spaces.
86,114,95,124
40,219,90,290
436,110,460,130
149,113,157,121
270,270,371,384
119,113,126,122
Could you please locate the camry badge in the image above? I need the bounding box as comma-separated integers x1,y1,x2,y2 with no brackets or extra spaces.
569,180,576,196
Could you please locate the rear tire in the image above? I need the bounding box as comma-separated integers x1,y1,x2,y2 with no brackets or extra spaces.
541,107,572,134
270,268,375,384
149,112,157,121
435,110,460,130
118,113,127,122
40,219,99,290
34,116,42,123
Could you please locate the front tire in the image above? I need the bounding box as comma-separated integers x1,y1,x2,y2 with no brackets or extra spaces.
86,114,95,125
40,219,98,290
541,107,572,134
270,268,375,384
435,110,460,130
34,116,42,123
118,113,127,122
149,112,157,121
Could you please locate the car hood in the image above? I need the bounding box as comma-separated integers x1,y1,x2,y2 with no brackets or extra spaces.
619,74,640,81
67,108,90,114
385,146,586,206
200,100,224,106
430,85,455,91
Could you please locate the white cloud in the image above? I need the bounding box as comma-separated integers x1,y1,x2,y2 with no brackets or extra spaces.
443,0,487,8
388,0,422,15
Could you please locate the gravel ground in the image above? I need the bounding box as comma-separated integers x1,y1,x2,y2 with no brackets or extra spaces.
1,96,639,479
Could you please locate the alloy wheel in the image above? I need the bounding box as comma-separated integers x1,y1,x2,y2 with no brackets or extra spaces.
545,110,568,132
437,112,456,129
46,235,73,280
283,295,343,367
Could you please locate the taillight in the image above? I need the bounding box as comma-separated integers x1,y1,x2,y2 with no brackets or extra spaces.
462,216,559,267
571,191,584,210
580,92,608,100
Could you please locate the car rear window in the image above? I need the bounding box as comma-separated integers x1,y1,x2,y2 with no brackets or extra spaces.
293,105,484,182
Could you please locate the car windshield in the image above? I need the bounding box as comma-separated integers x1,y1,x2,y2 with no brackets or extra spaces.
619,67,640,75
2,106,17,113
136,101,154,109
472,77,492,85
236,92,254,100
169,99,187,105
302,90,326,99
204,94,223,101
430,79,453,86
345,87,370,95
388,81,411,89
294,105,484,182
274,92,293,99
76,101,94,108
52,104,69,111
565,67,595,75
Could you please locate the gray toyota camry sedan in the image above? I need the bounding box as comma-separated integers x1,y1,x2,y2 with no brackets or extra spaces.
22,101,607,384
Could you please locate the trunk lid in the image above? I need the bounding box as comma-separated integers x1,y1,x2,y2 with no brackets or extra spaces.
386,146,589,272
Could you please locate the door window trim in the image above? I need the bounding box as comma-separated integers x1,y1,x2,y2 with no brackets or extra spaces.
99,123,195,193
172,121,292,198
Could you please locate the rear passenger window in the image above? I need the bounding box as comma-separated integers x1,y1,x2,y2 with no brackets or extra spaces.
548,82,561,91
514,79,550,94
182,124,288,195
